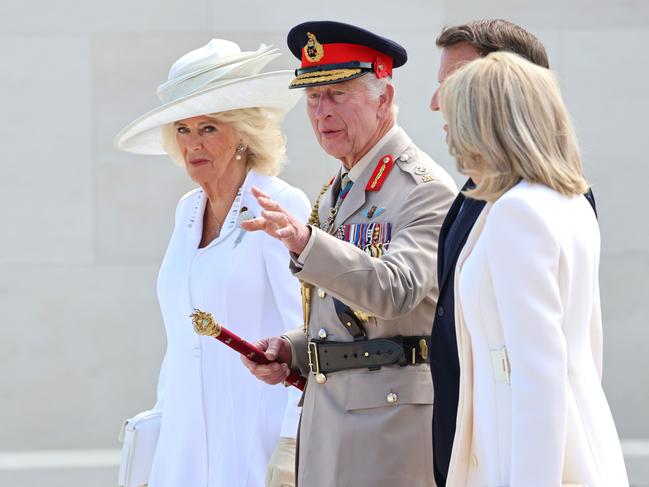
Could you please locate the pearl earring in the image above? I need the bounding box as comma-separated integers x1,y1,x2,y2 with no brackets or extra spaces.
235,143,246,161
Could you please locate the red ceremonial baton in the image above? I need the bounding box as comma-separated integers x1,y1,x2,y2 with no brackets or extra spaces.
190,308,306,391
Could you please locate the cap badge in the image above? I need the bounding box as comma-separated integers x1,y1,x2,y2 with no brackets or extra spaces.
304,32,325,62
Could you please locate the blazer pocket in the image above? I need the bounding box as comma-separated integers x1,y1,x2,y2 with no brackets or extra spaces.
343,365,433,411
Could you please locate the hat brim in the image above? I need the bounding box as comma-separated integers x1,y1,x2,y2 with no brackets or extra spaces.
115,70,302,155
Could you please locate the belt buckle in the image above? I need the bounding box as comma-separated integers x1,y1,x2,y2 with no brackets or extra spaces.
308,341,321,375
308,341,327,384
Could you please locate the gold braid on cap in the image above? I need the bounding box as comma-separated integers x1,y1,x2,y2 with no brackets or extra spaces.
300,181,332,333
291,68,363,87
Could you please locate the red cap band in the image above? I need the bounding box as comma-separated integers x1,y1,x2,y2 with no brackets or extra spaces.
301,42,393,78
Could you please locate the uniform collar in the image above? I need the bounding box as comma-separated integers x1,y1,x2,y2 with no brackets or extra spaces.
346,124,400,182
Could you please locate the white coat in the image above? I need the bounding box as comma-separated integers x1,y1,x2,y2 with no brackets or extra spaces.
448,181,628,487
148,169,310,487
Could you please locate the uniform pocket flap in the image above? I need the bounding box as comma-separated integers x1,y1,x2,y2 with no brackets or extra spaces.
344,365,433,411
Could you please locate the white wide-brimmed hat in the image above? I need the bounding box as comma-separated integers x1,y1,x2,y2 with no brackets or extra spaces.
114,39,302,154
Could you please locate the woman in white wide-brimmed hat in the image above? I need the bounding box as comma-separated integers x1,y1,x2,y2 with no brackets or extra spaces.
115,39,309,487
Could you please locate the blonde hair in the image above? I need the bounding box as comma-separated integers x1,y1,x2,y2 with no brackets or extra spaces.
161,107,287,176
440,51,588,201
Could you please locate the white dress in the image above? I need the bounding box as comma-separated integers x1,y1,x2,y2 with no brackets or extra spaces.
148,170,310,487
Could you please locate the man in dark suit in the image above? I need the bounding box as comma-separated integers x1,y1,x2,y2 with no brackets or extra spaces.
427,20,551,486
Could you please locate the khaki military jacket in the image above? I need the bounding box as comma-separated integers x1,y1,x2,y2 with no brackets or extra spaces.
285,127,457,487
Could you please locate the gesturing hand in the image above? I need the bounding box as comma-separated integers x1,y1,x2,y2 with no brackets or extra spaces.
240,186,311,255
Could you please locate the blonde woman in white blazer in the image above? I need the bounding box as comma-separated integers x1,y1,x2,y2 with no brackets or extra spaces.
115,40,310,487
439,51,629,487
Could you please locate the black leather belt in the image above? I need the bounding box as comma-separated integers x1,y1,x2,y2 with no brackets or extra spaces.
308,336,430,376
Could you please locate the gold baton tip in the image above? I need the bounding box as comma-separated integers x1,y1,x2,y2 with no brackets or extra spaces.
190,308,222,337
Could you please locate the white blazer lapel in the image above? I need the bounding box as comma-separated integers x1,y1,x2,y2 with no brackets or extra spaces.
447,201,491,487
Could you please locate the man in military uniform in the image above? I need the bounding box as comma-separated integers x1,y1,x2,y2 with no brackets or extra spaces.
242,21,457,486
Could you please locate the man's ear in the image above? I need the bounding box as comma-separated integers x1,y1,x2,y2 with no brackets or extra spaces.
378,82,395,117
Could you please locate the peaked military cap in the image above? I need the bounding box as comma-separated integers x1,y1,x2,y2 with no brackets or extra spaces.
286,20,407,89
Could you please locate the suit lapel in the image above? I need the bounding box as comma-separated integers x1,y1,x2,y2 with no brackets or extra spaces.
334,175,366,227
439,180,487,291
447,201,491,487
437,192,465,283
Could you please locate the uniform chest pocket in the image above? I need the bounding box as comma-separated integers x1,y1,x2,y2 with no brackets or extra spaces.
335,222,392,258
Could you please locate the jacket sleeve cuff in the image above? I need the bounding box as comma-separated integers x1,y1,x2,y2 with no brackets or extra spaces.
282,329,310,377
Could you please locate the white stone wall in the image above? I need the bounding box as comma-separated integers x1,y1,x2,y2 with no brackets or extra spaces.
1,1,647,484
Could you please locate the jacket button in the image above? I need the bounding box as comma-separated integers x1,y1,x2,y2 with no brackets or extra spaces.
437,305,445,317
318,288,326,299
386,392,398,404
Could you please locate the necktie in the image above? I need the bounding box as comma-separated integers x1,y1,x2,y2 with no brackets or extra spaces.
336,173,353,206
324,173,353,234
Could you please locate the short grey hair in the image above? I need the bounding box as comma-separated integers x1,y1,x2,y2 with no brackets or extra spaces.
359,75,399,118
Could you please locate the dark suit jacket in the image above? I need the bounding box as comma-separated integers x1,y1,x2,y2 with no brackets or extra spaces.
430,179,485,485
430,179,597,485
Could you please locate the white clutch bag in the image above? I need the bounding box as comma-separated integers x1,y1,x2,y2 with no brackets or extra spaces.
118,409,162,487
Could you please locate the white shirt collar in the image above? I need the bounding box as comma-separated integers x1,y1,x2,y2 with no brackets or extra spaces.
192,169,255,249
346,124,400,182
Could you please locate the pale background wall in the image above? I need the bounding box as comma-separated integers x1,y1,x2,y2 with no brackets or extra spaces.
1,0,647,485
